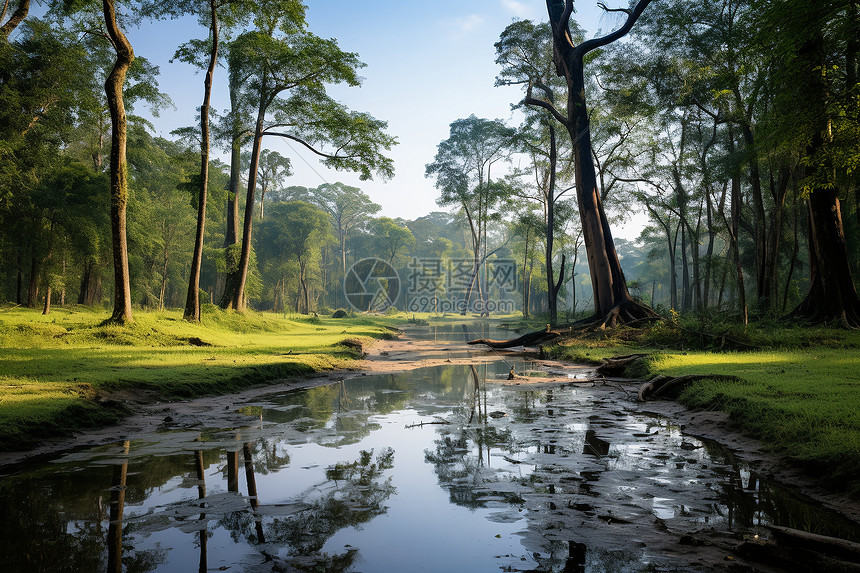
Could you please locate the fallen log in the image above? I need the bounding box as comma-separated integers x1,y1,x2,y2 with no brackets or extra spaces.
467,328,559,349
596,353,649,376
765,524,860,563
638,374,743,401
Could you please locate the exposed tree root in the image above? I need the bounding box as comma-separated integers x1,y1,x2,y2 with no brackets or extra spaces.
469,301,660,349
638,373,743,402
597,299,662,329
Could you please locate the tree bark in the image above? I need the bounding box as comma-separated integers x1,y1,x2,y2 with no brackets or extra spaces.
42,285,51,315
792,188,860,327
0,0,28,39
544,123,563,325
185,0,219,322
544,0,657,327
103,0,134,324
224,103,265,311
219,80,244,309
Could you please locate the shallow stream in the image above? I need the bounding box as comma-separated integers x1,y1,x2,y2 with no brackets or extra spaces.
1,325,858,572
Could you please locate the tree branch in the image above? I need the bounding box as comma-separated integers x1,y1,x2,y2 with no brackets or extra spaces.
576,0,653,56
525,84,569,126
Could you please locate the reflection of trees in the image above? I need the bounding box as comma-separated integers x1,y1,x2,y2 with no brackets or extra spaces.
259,366,477,448
702,440,860,540
269,448,395,553
0,440,168,573
424,425,517,509
218,447,396,572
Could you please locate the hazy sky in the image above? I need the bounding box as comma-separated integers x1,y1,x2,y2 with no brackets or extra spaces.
39,1,647,237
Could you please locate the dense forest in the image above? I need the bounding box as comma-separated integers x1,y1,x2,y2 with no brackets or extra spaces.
1,0,858,327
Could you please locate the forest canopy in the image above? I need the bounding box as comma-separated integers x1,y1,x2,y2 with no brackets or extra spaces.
0,0,857,328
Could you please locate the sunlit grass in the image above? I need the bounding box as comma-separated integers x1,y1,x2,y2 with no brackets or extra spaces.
651,348,860,490
0,304,398,449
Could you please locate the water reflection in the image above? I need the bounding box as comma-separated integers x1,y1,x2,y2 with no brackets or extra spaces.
1,362,858,572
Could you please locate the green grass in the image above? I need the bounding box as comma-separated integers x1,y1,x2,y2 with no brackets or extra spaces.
651,349,860,488
0,304,398,449
548,325,860,492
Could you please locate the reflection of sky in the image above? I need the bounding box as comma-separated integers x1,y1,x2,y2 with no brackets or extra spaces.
6,361,860,572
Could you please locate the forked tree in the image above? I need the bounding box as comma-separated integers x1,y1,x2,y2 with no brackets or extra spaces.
534,0,657,327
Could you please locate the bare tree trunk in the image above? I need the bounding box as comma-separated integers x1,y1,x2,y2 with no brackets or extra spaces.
104,0,134,323
185,1,219,322
542,0,656,327
0,0,28,38
42,285,51,315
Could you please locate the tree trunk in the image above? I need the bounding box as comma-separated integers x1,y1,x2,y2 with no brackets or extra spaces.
545,0,656,327
0,0,28,39
219,78,243,309
727,129,748,324
680,223,691,311
185,1,219,322
42,285,51,315
544,123,564,326
27,255,39,308
763,168,790,311
783,190,801,311
522,226,531,318
727,221,747,323
789,26,860,328
103,0,134,324
792,188,860,327
225,105,265,312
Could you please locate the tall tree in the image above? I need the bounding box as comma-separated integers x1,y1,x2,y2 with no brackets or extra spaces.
496,19,576,325
170,0,251,321
221,2,395,311
533,0,657,327
426,115,515,314
310,182,380,283
102,0,135,323
767,0,860,327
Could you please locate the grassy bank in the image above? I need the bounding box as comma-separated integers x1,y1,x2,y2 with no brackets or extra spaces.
547,325,860,492
0,304,398,449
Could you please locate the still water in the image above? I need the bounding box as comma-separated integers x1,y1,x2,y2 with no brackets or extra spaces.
1,357,858,572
